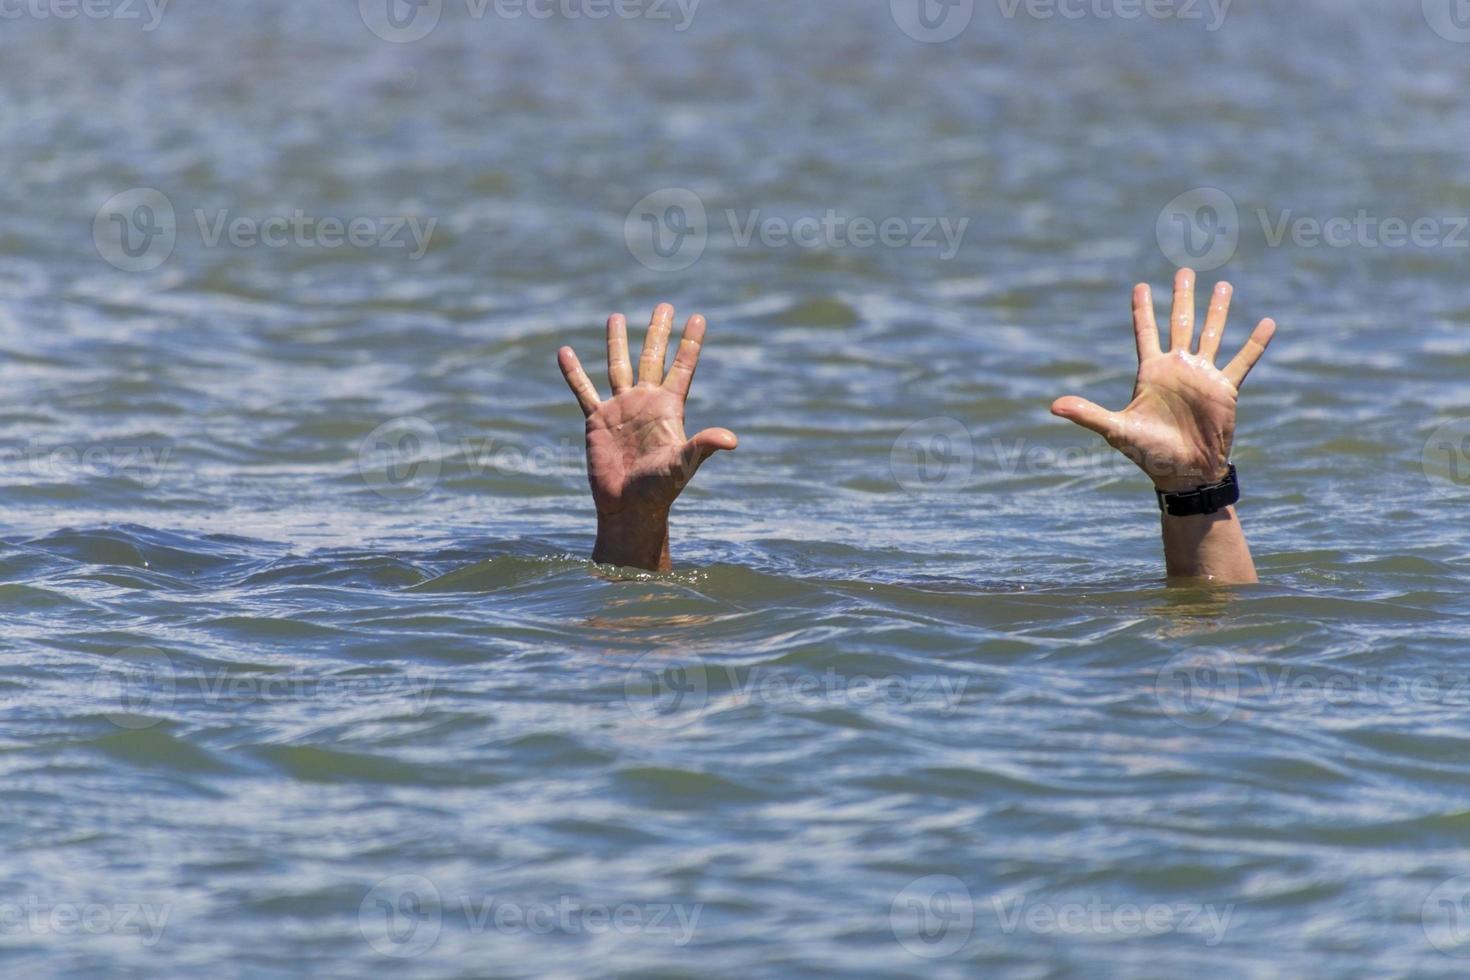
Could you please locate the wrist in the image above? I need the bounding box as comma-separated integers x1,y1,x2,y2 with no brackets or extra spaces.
593,506,671,571
1150,461,1231,494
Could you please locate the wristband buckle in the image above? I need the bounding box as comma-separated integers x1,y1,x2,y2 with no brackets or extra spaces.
1156,465,1239,517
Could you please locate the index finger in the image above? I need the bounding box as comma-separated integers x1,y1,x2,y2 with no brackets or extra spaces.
557,346,601,416
1222,318,1277,389
662,314,707,400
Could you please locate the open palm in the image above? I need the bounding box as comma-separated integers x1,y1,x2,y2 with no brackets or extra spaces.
558,303,737,517
1051,269,1276,492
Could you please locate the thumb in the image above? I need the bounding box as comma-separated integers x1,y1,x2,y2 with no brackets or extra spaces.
676,427,738,483
1050,396,1118,440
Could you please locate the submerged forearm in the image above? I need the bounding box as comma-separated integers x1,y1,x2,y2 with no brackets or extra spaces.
593,509,672,571
1160,506,1257,584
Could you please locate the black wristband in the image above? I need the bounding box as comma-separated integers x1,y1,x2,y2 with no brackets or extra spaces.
1156,465,1239,517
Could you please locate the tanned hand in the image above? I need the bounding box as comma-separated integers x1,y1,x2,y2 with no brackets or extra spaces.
557,303,737,571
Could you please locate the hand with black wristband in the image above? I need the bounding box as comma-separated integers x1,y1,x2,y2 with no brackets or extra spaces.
1051,269,1277,584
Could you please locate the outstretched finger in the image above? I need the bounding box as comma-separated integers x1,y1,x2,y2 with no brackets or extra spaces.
557,346,601,416
674,427,738,487
1197,281,1233,362
1169,268,1196,353
607,314,633,394
638,303,675,385
1133,283,1162,362
1050,396,1119,441
662,314,707,400
1222,318,1277,389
